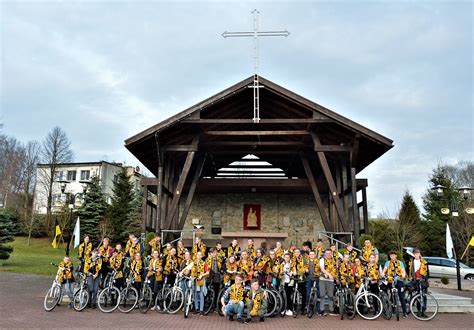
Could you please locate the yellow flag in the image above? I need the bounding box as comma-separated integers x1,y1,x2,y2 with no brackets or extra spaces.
52,225,62,249
469,236,474,247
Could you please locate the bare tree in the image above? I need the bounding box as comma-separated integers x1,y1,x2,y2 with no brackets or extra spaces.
0,135,25,207
40,127,74,229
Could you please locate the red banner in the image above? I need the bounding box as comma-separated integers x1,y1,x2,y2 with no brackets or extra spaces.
243,204,261,230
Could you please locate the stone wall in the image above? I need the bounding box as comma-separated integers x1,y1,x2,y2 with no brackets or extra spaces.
180,193,326,247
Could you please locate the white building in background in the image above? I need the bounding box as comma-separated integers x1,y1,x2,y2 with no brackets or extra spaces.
33,161,142,214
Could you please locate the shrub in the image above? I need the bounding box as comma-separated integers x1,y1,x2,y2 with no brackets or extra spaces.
441,276,449,285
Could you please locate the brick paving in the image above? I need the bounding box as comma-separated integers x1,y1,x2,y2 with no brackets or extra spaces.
0,272,472,329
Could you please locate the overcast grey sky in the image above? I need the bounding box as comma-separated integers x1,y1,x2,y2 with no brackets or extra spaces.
1,0,472,216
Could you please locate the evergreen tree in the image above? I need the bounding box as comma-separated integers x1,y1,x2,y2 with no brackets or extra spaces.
399,190,421,226
420,165,458,256
76,176,107,244
109,168,135,244
0,210,16,260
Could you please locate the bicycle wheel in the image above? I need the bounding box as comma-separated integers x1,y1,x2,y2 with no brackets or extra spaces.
339,293,345,320
392,292,399,321
217,287,226,316
291,291,300,318
184,291,191,318
307,289,316,318
380,291,392,320
164,289,184,314
410,293,438,321
264,290,278,317
139,286,153,314
279,289,287,317
73,288,89,312
98,286,120,313
345,291,356,320
355,292,383,320
154,287,167,313
203,287,215,315
44,285,61,311
118,287,139,313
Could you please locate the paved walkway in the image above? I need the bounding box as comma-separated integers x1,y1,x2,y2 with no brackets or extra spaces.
0,272,472,329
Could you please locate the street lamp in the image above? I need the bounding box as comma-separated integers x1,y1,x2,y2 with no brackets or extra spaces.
57,179,91,256
431,184,473,291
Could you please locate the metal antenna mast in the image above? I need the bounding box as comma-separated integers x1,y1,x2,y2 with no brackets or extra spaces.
222,9,290,123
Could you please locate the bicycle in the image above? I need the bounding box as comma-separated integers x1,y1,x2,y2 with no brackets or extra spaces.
163,274,185,314
138,269,154,314
386,280,401,321
379,278,392,320
202,282,215,315
118,271,139,313
97,269,121,313
154,275,171,313
354,275,383,320
183,276,195,318
306,279,319,318
290,276,302,318
336,280,356,320
407,279,438,321
72,272,90,312
277,281,288,317
43,263,65,311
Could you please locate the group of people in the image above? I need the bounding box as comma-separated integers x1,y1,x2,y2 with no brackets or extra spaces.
54,234,429,323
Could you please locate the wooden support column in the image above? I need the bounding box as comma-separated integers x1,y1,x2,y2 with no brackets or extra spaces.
155,132,163,234
301,155,332,232
142,185,148,231
362,187,369,234
311,132,350,232
163,134,200,231
335,162,342,232
351,167,360,240
350,136,360,168
341,161,349,230
178,154,207,230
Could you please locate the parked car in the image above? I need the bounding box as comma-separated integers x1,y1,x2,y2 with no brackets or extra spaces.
424,256,474,281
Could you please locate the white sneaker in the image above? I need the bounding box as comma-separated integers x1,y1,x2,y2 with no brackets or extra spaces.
285,310,293,316
150,306,155,311
222,306,227,316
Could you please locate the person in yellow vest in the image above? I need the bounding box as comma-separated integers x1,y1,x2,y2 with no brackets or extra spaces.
274,241,284,261
305,250,321,316
338,253,355,290
84,249,102,309
124,234,135,255
287,242,297,262
58,256,75,308
176,240,187,267
319,249,337,316
330,242,343,261
353,257,365,291
408,248,430,318
246,238,257,260
109,246,125,289
162,247,178,286
238,251,254,284
162,243,172,257
206,248,223,311
99,237,113,282
280,252,296,316
266,249,280,288
294,248,308,315
228,239,241,260
130,252,143,293
366,254,380,312
382,251,408,318
148,235,162,255
192,251,209,315
221,274,245,323
244,278,267,323
361,239,379,265
253,248,269,286
224,255,238,286
127,236,144,258
192,236,206,260
148,250,163,311
314,239,325,260
215,242,226,261
78,235,92,271
342,243,358,263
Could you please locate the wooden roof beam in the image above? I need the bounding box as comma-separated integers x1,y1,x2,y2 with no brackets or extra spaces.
205,130,309,136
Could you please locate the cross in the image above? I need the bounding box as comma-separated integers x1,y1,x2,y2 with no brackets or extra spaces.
222,9,290,123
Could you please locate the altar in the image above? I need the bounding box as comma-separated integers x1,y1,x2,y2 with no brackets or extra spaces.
221,231,288,250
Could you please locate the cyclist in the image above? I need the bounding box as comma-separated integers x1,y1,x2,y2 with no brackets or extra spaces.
124,234,135,256
110,246,125,289
246,238,257,260
244,278,267,323
382,251,408,318
238,251,254,284
319,248,337,316
253,248,269,286
366,253,380,310
98,237,113,285
223,255,238,286
305,250,321,315
192,236,207,260
228,239,241,260
127,236,144,258
191,251,209,315
330,242,343,261
338,253,355,292
361,239,379,265
342,243,358,263
58,256,75,308
280,252,296,316
408,248,429,318
266,249,280,288
221,274,245,323
176,240,186,267
353,257,366,292
84,248,102,309
214,242,226,261
148,250,163,311
294,248,308,315
274,241,284,261
314,239,325,260
148,235,162,255
130,252,143,293
206,248,223,311
78,235,92,272
163,247,178,287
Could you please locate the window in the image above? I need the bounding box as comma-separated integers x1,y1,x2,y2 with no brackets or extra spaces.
426,258,441,266
67,170,76,181
54,171,63,181
80,170,90,180
113,174,118,183
441,259,455,267
52,194,63,205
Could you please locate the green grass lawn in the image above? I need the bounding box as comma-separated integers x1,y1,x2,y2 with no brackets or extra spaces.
0,237,79,276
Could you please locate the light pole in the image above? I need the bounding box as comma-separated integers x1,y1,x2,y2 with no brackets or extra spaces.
431,184,473,291
57,179,91,256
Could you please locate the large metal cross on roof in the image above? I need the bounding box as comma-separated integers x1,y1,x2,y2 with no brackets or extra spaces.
222,9,290,123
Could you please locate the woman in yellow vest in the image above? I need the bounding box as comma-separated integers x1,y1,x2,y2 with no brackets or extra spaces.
191,251,209,315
